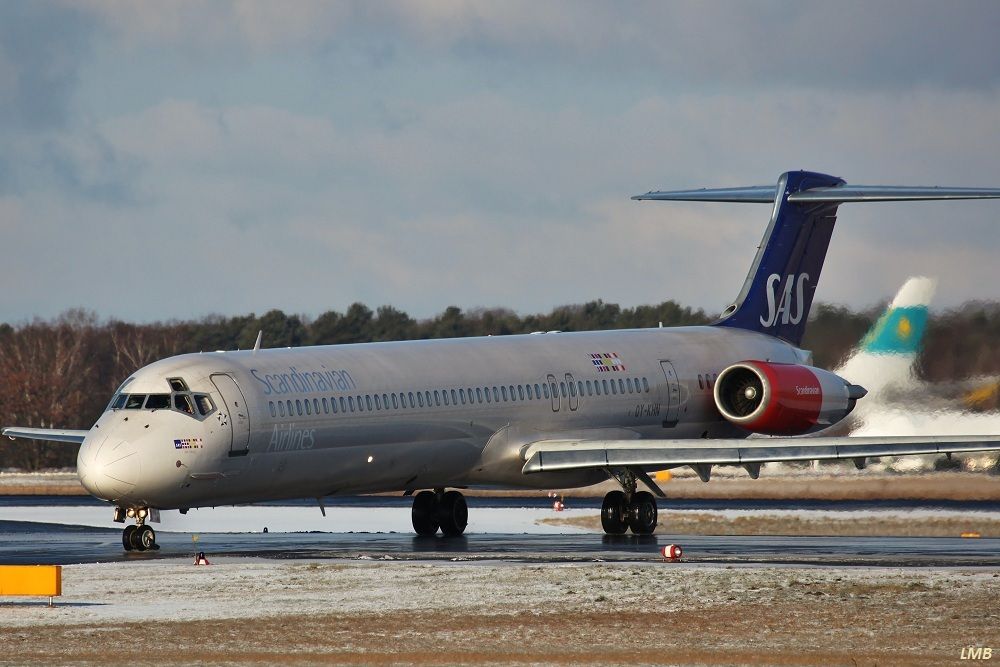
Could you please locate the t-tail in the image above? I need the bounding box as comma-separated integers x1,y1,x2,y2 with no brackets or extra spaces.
634,171,1000,346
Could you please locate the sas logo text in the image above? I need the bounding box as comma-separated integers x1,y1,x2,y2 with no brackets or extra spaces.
760,273,809,328
961,647,993,660
173,438,203,450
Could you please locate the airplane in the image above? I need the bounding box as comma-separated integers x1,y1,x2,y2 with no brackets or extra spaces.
5,170,1000,552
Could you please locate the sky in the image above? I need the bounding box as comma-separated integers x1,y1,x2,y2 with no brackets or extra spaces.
2,1,1000,324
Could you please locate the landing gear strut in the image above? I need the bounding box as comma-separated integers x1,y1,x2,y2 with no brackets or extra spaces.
118,506,159,552
411,488,468,537
601,470,658,535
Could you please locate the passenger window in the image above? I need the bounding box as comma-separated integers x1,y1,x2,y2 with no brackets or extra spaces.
425,391,432,407
534,383,542,399
382,393,389,409
278,401,286,417
417,392,425,408
602,379,609,395
174,394,194,414
400,393,408,409
517,385,524,401
434,390,441,406
451,389,458,405
408,392,415,407
595,381,602,396
542,384,550,399
578,381,584,397
195,395,214,416
348,396,355,412
643,377,650,393
618,379,625,394
339,397,346,413
269,401,276,418
330,397,337,414
374,395,382,411
460,389,467,405
476,388,483,403
145,394,170,410
366,395,373,411
492,387,499,402
305,400,312,415
356,396,364,412
627,378,634,394
526,385,533,400
485,388,492,404
286,400,293,415
168,378,188,392
313,398,320,414
443,391,450,406
501,386,508,401
586,380,593,396
559,382,567,398
296,400,303,416
392,394,399,409
610,380,617,395
322,398,329,414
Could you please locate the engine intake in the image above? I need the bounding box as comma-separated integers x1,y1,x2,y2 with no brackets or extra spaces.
714,361,865,435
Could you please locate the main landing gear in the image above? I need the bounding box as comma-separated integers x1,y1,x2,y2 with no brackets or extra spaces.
115,506,159,552
601,470,659,535
411,488,468,537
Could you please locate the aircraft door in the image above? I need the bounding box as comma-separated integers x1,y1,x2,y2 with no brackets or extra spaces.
659,361,680,428
565,373,579,411
211,373,251,455
546,374,560,412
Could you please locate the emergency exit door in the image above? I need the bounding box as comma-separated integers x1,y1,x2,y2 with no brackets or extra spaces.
659,360,680,428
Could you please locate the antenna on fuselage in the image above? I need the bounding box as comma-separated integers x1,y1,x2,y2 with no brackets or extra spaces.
252,330,263,354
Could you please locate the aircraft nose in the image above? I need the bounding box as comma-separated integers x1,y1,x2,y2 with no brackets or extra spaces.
77,434,140,501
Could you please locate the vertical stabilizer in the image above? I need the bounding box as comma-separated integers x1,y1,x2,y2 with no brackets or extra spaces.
713,171,844,345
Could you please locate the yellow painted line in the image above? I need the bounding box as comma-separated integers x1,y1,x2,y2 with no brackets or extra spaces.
0,565,62,597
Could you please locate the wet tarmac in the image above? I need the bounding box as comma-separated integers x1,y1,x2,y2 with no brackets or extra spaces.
2,519,998,567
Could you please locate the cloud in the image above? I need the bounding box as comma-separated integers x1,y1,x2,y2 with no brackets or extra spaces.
70,1,1000,89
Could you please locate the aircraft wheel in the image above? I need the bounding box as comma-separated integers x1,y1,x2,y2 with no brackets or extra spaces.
601,490,628,535
128,524,146,551
137,525,157,551
628,491,658,535
122,525,137,551
436,490,468,537
411,490,439,536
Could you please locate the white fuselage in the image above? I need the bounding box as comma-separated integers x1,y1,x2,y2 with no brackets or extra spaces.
76,325,803,510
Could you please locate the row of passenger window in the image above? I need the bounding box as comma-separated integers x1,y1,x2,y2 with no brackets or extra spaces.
268,376,653,419
697,372,719,391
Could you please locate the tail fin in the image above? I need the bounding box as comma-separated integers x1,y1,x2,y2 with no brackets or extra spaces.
633,171,1000,346
836,276,936,394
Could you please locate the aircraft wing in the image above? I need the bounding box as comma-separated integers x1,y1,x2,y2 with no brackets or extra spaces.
522,435,1000,479
2,427,89,444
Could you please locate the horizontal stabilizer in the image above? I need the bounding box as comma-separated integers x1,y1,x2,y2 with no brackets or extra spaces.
2,427,88,444
633,184,1000,204
522,435,1000,474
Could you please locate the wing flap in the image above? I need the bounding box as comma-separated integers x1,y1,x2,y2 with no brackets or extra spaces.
522,436,1000,474
2,427,88,444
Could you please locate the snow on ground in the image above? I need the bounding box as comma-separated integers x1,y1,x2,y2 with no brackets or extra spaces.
0,504,594,534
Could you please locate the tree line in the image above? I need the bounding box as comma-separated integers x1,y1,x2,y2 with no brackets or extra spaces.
2,299,999,470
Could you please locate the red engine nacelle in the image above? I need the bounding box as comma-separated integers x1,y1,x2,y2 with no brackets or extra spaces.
713,361,866,436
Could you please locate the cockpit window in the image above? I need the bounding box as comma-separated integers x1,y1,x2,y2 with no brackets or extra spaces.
145,394,171,410
168,378,189,392
174,394,196,415
110,394,128,410
125,394,146,409
194,394,214,416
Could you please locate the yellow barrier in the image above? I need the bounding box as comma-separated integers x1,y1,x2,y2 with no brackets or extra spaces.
0,565,62,606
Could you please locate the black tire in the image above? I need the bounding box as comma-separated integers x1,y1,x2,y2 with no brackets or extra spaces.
411,490,439,536
601,490,628,535
138,525,156,550
628,491,658,535
436,490,468,537
128,524,146,551
122,525,137,551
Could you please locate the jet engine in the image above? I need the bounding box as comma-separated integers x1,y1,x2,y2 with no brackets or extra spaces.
713,361,867,435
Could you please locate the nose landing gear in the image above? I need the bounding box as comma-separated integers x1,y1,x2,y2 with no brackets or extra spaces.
116,506,159,552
